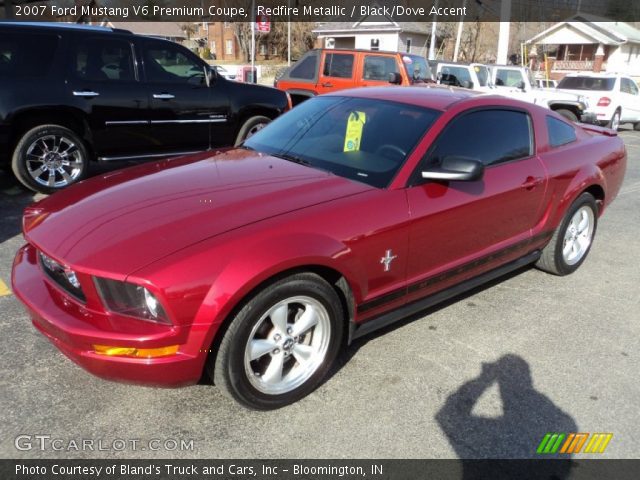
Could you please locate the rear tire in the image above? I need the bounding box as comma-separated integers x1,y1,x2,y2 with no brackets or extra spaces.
634,122,640,131
11,124,89,194
234,116,271,146
555,109,578,122
210,273,344,410
608,109,621,130
536,193,598,276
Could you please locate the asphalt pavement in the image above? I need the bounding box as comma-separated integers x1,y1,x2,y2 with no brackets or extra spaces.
0,129,638,459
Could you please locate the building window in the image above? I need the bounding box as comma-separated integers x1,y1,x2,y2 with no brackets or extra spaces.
272,45,278,56
225,39,233,55
259,43,267,55
210,40,216,54
406,38,412,53
370,38,380,51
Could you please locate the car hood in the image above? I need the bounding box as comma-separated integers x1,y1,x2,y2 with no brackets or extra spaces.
24,149,371,277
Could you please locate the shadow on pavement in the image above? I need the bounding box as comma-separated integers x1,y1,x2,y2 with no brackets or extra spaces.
436,354,577,478
0,169,37,244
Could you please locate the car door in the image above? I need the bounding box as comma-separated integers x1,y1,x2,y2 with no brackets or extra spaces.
620,78,640,121
315,51,356,94
66,34,152,159
404,108,547,303
141,39,225,154
359,54,401,87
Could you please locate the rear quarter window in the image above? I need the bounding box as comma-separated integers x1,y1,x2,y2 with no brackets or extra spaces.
0,32,59,78
546,116,577,148
288,54,317,80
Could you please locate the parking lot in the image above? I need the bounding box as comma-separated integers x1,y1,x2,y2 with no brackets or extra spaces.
0,128,638,460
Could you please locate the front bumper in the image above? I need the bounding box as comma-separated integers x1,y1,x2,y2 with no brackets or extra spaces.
12,244,207,387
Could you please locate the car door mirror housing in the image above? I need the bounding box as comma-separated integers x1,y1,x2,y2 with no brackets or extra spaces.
461,80,474,89
421,156,485,182
517,80,526,91
388,72,402,84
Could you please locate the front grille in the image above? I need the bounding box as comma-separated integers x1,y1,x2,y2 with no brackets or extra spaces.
38,251,86,302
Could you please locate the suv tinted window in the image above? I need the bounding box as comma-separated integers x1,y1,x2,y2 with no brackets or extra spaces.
323,53,354,78
289,54,317,80
425,109,533,168
557,76,615,91
143,41,205,84
546,116,576,148
73,38,135,82
0,32,59,78
363,56,398,81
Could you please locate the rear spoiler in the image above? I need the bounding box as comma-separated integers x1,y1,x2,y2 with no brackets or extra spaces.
578,123,618,136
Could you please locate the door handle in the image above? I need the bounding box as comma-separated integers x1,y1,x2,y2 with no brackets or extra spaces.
521,176,542,190
321,82,333,88
153,93,175,99
73,90,100,97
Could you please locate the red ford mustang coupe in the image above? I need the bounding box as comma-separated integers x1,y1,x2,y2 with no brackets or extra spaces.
12,87,626,409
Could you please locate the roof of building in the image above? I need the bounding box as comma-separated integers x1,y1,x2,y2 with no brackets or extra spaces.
107,22,186,39
314,21,431,36
526,14,640,46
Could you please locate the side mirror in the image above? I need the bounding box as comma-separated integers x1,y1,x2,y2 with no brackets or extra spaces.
388,72,402,85
421,156,485,182
517,80,526,91
460,80,474,89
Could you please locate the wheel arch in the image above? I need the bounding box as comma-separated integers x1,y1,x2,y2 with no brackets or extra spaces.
8,107,91,152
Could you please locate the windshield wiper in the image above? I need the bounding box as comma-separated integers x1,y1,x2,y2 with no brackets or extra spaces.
270,152,312,166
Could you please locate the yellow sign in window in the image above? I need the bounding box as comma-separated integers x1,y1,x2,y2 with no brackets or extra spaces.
343,111,367,152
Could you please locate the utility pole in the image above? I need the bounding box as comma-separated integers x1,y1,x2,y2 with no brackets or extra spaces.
287,0,291,66
251,0,255,81
453,0,466,62
428,0,438,60
497,0,511,64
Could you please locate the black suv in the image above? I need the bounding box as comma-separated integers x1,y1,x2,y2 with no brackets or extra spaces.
0,22,290,193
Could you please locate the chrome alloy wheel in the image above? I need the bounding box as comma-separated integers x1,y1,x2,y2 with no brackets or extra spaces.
562,206,595,265
25,135,83,188
246,122,267,138
244,296,331,395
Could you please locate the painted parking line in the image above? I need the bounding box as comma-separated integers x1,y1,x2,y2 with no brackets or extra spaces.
0,279,12,296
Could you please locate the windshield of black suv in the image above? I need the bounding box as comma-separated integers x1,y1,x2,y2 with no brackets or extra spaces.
243,96,440,188
403,55,432,83
558,76,616,91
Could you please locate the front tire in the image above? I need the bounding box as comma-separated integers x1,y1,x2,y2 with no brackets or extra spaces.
211,273,344,410
12,124,89,194
608,110,621,130
536,193,598,276
234,115,271,146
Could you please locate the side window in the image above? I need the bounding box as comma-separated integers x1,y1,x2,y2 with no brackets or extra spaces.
546,116,577,148
439,66,472,87
73,38,134,82
495,69,523,87
322,53,354,79
424,110,533,168
362,56,398,81
289,54,317,80
0,32,59,77
621,78,639,95
143,41,205,84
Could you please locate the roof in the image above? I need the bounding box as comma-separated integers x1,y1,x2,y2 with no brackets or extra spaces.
325,85,479,111
107,22,186,39
314,21,431,36
526,14,640,46
0,21,120,32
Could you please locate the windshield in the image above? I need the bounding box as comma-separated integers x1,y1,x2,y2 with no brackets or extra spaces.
403,55,432,83
557,76,615,91
244,96,440,188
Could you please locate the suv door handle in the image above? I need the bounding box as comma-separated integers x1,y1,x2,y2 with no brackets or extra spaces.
153,93,175,99
521,176,542,190
321,82,333,88
73,90,100,97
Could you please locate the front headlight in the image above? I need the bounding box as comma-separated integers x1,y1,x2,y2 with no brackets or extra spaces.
93,277,170,324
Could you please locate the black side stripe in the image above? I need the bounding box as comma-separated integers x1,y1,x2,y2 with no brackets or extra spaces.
357,232,552,314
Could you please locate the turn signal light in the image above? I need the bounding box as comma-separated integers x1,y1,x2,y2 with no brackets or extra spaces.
93,345,179,358
597,97,611,106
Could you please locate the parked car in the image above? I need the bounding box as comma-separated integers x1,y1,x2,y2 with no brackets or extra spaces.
275,48,433,106
214,65,237,81
535,78,558,89
434,62,493,91
556,73,640,130
13,87,626,409
0,22,290,194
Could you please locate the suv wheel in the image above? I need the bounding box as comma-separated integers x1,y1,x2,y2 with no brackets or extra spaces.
234,116,271,146
12,125,89,194
210,273,344,409
608,110,621,130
